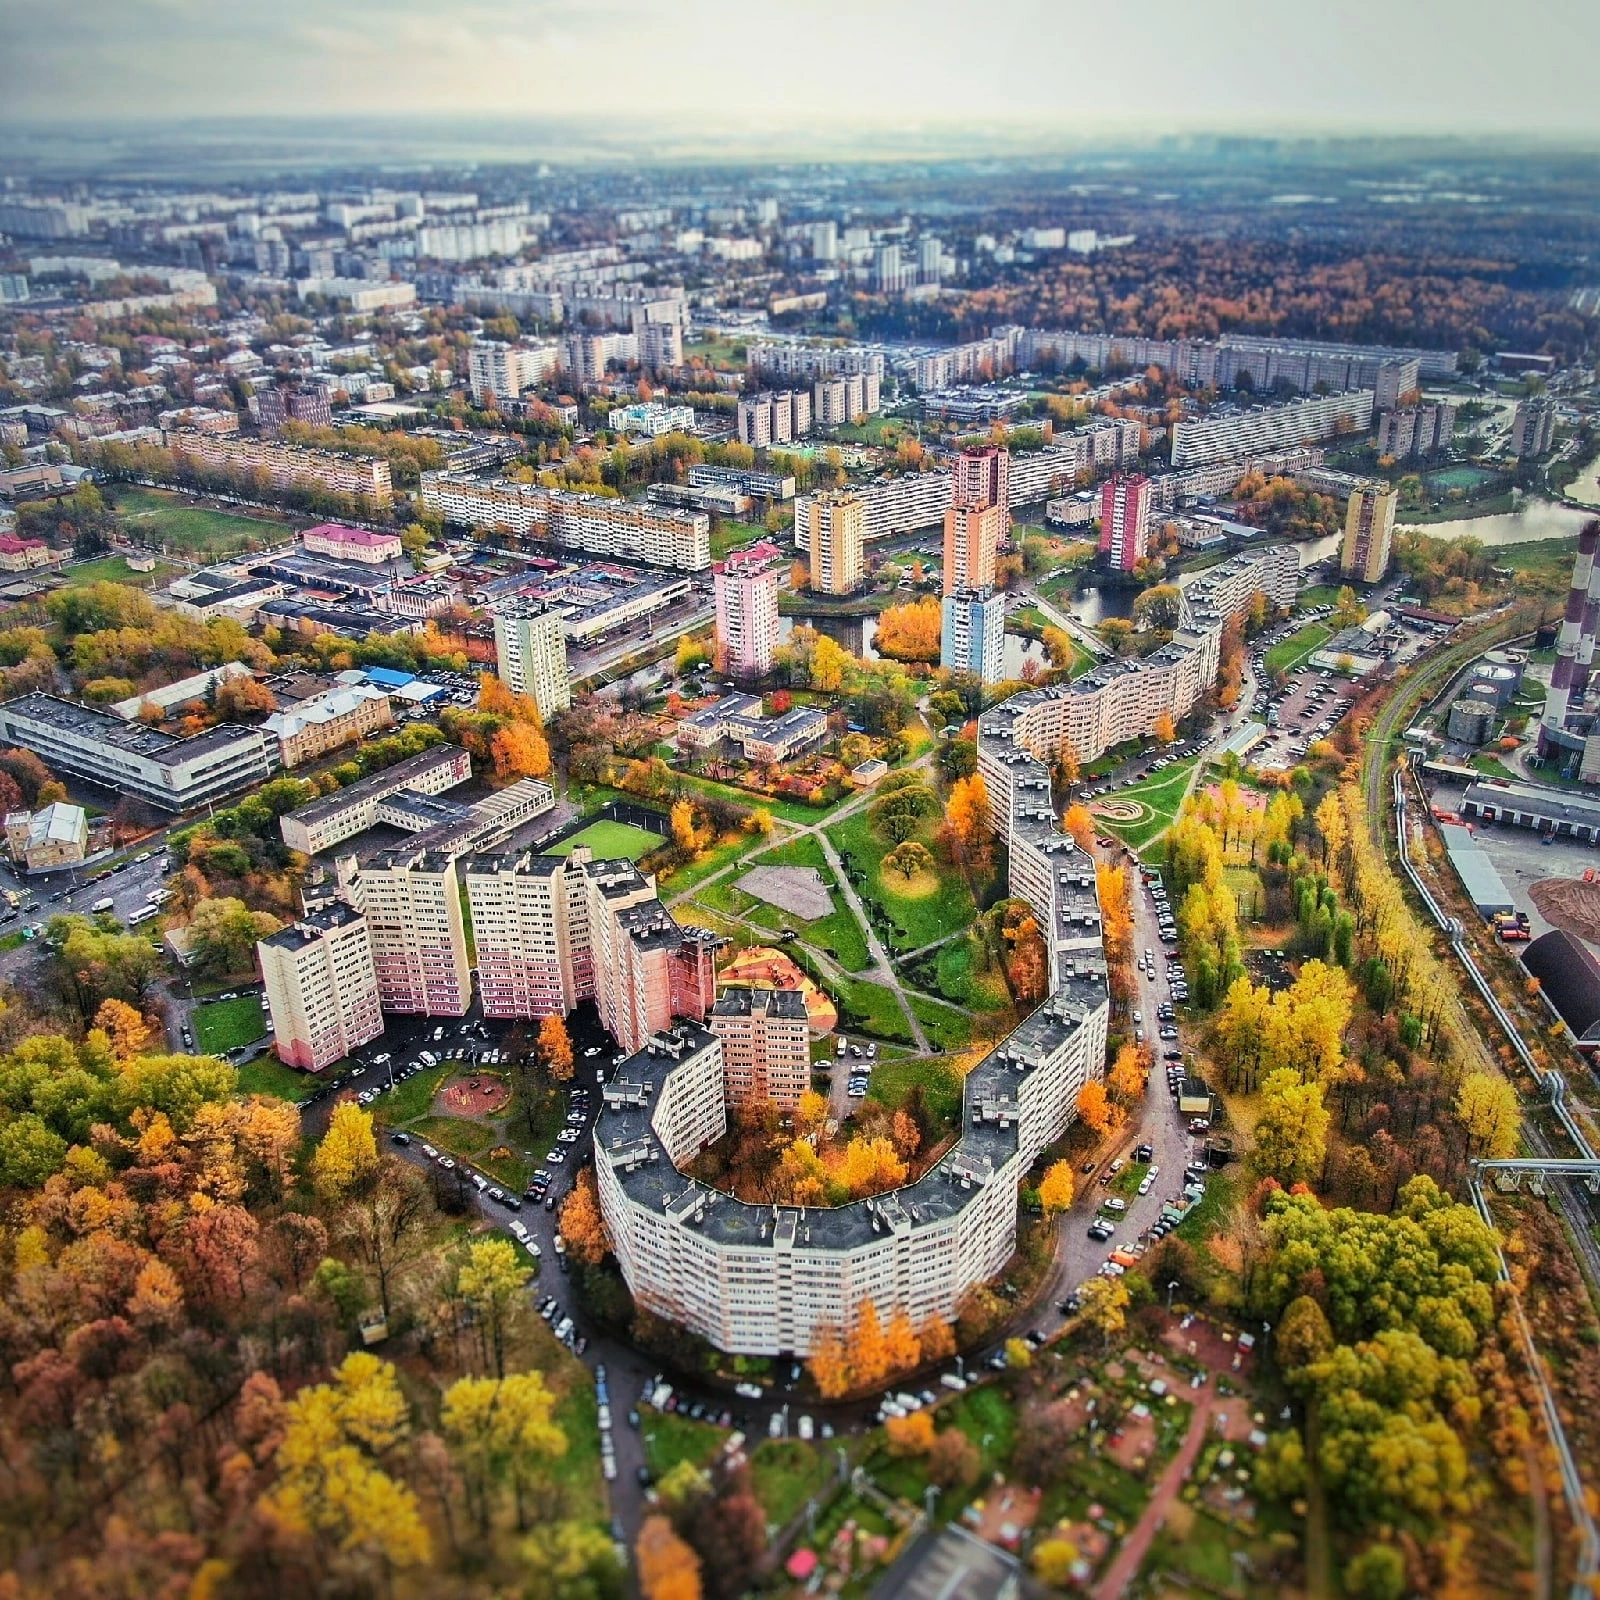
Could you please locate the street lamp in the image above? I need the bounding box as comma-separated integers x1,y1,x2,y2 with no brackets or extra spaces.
955,1354,965,1381
1166,1279,1180,1312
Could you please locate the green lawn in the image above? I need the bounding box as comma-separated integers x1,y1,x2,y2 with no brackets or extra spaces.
928,935,1011,1012
865,1055,964,1128
548,819,662,861
192,996,266,1054
827,974,913,1044
61,555,184,589
1096,758,1200,852
826,807,976,954
377,1063,451,1123
907,993,973,1051
112,486,301,557
641,1410,725,1478
237,1056,313,1101
749,1439,833,1527
1264,621,1331,677
710,521,767,560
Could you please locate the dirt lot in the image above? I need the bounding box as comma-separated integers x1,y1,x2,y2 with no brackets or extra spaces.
1528,875,1600,943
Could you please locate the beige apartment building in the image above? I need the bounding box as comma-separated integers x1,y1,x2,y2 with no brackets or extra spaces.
492,600,572,719
257,902,384,1072
351,848,472,1017
801,490,865,595
708,986,811,1108
264,684,394,769
1340,482,1398,584
941,502,1003,594
164,428,393,506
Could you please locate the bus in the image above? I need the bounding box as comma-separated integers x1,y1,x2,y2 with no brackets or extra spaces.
128,905,159,927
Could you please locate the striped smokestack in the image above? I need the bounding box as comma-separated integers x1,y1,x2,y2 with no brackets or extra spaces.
1542,521,1600,742
1573,521,1600,699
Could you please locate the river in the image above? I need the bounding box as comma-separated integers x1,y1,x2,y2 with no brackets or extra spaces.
1295,496,1596,567
777,610,1050,676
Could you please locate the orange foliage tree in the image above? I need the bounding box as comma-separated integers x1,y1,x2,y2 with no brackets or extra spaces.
558,1170,612,1265
1077,1079,1122,1136
1062,804,1095,850
874,597,943,664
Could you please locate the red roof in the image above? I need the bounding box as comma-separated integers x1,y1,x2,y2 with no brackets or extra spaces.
301,523,397,548
0,536,45,555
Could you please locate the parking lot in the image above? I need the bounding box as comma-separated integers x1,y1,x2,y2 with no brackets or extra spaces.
1250,665,1364,771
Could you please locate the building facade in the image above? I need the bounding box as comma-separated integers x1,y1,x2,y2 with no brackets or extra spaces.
1511,397,1558,459
257,903,384,1072
300,523,405,564
265,684,394,768
1340,482,1398,584
708,987,811,1109
351,849,473,1017
713,541,781,680
1099,473,1151,572
736,390,812,448
0,694,273,814
801,491,865,595
164,428,393,505
493,599,572,719
941,588,1006,683
278,744,473,854
1169,390,1374,470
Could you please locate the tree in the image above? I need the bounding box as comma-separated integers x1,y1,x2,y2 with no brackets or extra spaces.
538,1013,575,1083
491,720,552,780
807,1323,852,1399
1077,1276,1130,1347
1107,1042,1147,1106
92,997,153,1060
1041,627,1075,671
883,840,934,880
519,1520,626,1600
559,1170,612,1265
846,1299,890,1389
945,773,992,864
875,597,943,664
1344,1545,1407,1600
459,1237,532,1379
1153,711,1177,744
928,1428,981,1489
442,1369,566,1532
264,1352,431,1574
885,1410,936,1456
1075,1079,1120,1136
186,895,283,978
312,1101,379,1196
1455,1073,1519,1159
670,798,698,853
1061,803,1094,850
1251,1069,1330,1188
1005,1336,1033,1369
1034,1539,1082,1587
1038,1159,1076,1217
636,1514,702,1600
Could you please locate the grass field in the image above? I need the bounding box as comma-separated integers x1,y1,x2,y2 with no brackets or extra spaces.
826,807,976,954
1264,621,1332,677
192,996,266,1054
548,820,662,861
866,1055,964,1128
641,1411,725,1478
749,1439,832,1526
113,486,300,557
236,1056,311,1100
907,993,973,1051
376,1064,451,1124
828,974,913,1044
62,555,185,589
1095,758,1200,852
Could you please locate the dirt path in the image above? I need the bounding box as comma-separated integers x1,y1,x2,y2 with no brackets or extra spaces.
1092,1394,1213,1600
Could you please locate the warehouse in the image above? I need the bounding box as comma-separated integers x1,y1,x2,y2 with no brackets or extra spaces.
1460,781,1600,844
1436,823,1517,917
1522,930,1600,1046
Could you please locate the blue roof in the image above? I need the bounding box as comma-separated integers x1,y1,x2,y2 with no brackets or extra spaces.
364,667,415,688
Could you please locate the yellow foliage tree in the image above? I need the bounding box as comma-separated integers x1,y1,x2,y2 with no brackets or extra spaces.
1075,1079,1121,1136
538,1013,575,1082
1061,803,1095,850
311,1101,378,1196
93,997,152,1061
1038,1159,1076,1217
1153,711,1177,744
807,1324,853,1399
1455,1072,1520,1159
1034,1538,1081,1586
883,1306,921,1375
846,1299,890,1389
442,1370,566,1534
875,597,943,664
491,720,551,781
670,798,698,853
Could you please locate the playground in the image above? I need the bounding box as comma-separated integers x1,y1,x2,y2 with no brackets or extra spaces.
720,945,838,1033
439,1074,512,1117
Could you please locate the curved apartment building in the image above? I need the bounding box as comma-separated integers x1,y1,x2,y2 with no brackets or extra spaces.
592,699,1111,1357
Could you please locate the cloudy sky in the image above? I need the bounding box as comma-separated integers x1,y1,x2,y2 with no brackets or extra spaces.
2,0,1597,137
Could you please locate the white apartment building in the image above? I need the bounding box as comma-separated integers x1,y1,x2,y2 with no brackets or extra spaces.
747,342,885,380
1511,397,1558,459
811,373,882,427
708,987,811,1109
350,848,473,1017
468,341,559,406
257,902,383,1072
278,744,473,854
737,390,812,448
420,473,712,571
638,321,685,370
1170,391,1374,470
493,599,572,719
608,401,695,437
163,429,394,505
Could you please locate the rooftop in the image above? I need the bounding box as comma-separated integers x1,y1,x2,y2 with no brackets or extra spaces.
0,693,265,768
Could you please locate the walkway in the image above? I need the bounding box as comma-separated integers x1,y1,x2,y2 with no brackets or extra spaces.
1024,586,1111,659
1092,1394,1214,1600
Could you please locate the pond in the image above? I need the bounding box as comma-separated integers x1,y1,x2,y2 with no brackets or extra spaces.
1296,496,1596,567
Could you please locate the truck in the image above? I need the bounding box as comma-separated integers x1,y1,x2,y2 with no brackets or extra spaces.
91,897,115,914
1492,910,1531,942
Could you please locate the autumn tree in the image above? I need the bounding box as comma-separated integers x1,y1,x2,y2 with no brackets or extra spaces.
670,798,699,853
1153,711,1177,744
846,1299,890,1389
1076,1079,1121,1137
459,1236,531,1379
559,1169,612,1265
1039,1159,1076,1217
443,1369,566,1533
1077,1275,1130,1347
1107,1041,1148,1107
186,895,283,978
537,1013,575,1082
944,772,993,869
1455,1073,1519,1159
491,720,552,781
1061,803,1095,850
884,840,934,880
807,1323,853,1399
637,1514,702,1600
1250,1069,1330,1188
312,1101,379,1197
875,597,943,664
93,996,153,1060
885,1410,936,1456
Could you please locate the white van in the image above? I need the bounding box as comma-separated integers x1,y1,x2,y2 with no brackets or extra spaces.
91,897,115,914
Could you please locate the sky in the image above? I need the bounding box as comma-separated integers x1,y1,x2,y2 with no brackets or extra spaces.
2,0,1598,139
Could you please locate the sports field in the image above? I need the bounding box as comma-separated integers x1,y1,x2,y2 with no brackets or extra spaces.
61,555,185,589
548,820,662,861
114,486,300,557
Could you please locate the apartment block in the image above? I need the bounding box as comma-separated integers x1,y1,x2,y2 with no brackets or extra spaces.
163,428,393,505
713,541,781,680
709,987,811,1109
265,683,393,768
464,847,718,1052
800,490,865,595
1377,403,1455,461
0,693,273,814
608,402,695,437
951,445,1010,516
1511,396,1558,459
1340,482,1398,584
1169,391,1374,470
941,588,1006,683
493,599,572,718
1099,473,1151,572
941,502,1004,593
748,343,885,381
468,341,558,405
420,473,712,571
637,320,685,371
736,390,811,448
1373,357,1422,413
351,849,472,1017
811,372,881,427
258,902,384,1071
